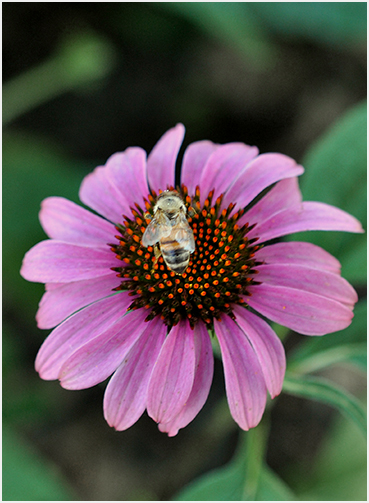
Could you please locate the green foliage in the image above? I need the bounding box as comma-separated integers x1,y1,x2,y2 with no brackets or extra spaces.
3,132,90,318
160,3,366,67
3,424,76,501
3,31,116,126
174,427,296,501
249,2,366,46
290,101,367,284
255,466,296,501
283,374,366,437
290,415,367,500
161,2,277,67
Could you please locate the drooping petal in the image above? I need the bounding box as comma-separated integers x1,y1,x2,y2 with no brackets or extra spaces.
254,264,358,307
35,292,131,380
233,306,286,398
254,241,341,274
20,240,119,283
36,272,119,329
180,140,219,195
146,123,185,193
104,147,149,216
222,153,304,212
239,177,302,228
158,321,214,436
214,316,267,431
59,308,148,390
104,318,167,431
39,197,116,244
147,319,196,424
248,201,364,243
247,284,354,336
199,143,259,205
79,165,128,223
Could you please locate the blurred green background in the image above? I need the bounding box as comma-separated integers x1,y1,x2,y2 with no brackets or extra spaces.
3,2,366,501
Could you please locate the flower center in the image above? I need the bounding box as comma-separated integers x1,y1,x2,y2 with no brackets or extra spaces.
110,185,261,328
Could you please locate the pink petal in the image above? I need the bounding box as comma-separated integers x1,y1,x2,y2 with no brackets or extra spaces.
104,148,149,216
158,321,214,436
249,201,364,243
79,165,128,223
199,143,259,205
20,240,119,283
104,318,167,431
180,140,219,195
222,154,304,212
36,272,119,329
247,284,354,336
239,177,302,228
39,197,116,244
59,308,148,390
233,306,286,398
146,124,185,193
255,241,341,274
147,319,196,424
214,316,267,431
35,293,131,380
254,264,358,307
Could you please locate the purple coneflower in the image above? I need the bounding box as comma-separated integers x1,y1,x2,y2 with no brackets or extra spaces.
21,124,363,436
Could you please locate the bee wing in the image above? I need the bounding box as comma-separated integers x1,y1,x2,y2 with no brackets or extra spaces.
173,215,196,252
141,213,171,246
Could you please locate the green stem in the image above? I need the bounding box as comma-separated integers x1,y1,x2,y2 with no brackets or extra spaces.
239,417,270,500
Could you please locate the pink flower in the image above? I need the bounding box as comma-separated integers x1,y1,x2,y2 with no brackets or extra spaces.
20,124,363,436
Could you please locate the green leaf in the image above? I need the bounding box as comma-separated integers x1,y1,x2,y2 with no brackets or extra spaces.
289,101,367,283
174,424,295,501
2,424,76,501
288,343,366,375
174,451,248,501
158,2,277,67
174,458,295,501
292,414,367,500
174,430,251,501
255,465,296,501
283,373,366,437
249,2,366,47
301,101,367,203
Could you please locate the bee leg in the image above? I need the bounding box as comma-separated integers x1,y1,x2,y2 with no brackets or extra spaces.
154,244,161,259
151,244,161,273
188,206,196,217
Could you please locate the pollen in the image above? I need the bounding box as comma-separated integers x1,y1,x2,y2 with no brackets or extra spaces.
110,184,261,328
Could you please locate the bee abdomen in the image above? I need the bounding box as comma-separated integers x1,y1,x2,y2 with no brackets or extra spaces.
162,248,190,274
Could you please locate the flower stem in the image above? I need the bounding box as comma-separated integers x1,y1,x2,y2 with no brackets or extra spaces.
238,417,270,500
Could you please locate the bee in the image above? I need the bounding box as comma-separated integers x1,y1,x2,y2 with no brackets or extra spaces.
141,191,195,275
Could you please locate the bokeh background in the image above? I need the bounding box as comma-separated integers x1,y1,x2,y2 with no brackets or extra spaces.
3,2,366,501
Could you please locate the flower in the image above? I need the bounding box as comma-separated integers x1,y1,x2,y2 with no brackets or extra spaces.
20,124,363,436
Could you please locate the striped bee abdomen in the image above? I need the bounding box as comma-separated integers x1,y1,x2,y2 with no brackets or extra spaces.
160,239,190,274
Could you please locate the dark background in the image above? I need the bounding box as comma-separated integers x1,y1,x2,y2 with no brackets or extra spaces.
3,2,366,500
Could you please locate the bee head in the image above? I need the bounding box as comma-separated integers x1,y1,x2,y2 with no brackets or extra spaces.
156,191,184,215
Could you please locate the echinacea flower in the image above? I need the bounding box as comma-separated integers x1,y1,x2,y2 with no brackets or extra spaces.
21,124,363,436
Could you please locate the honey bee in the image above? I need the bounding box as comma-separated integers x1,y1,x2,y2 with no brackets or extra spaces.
141,191,195,275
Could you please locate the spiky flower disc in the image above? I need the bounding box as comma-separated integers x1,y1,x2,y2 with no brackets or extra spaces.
112,185,261,328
